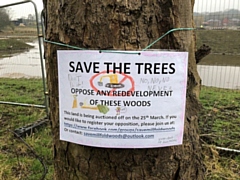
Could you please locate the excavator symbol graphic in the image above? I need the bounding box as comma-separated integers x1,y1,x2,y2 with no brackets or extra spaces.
98,74,124,89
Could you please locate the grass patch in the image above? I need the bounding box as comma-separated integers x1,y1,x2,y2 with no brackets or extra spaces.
0,78,53,180
0,78,44,105
0,38,34,58
0,39,33,51
0,26,37,57
196,30,240,55
199,86,240,179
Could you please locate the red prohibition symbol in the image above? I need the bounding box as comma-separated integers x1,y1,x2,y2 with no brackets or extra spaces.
89,70,135,96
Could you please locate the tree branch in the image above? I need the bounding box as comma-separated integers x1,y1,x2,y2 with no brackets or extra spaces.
195,44,211,64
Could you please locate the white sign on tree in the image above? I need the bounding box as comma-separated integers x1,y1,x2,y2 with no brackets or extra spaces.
57,50,188,148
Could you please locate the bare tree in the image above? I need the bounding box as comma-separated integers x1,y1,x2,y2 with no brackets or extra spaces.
0,9,11,31
43,0,204,179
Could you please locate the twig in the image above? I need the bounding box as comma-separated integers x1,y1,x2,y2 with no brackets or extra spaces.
202,143,240,153
215,146,240,153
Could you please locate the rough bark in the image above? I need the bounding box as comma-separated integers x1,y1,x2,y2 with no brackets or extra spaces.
44,0,204,179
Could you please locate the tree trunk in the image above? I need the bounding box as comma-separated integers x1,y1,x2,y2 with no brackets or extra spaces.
44,0,204,179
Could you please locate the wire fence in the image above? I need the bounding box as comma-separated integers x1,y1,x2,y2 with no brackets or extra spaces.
194,0,240,156
0,1,47,131
0,1,50,179
194,0,240,89
194,2,240,178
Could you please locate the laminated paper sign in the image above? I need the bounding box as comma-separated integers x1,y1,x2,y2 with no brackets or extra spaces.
57,50,188,148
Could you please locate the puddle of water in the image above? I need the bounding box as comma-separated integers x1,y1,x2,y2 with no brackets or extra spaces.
0,39,44,78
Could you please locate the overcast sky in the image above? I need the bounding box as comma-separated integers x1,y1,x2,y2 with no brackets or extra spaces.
0,0,43,19
0,0,239,19
194,0,239,13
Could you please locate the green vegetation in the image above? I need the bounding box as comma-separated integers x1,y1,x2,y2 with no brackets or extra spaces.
0,78,44,104
196,30,240,55
199,87,240,179
0,39,33,51
0,39,34,58
0,78,53,180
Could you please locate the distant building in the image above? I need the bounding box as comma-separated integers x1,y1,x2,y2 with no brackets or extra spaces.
229,18,240,26
11,17,36,26
207,19,221,27
222,18,229,26
11,18,24,26
221,18,240,27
